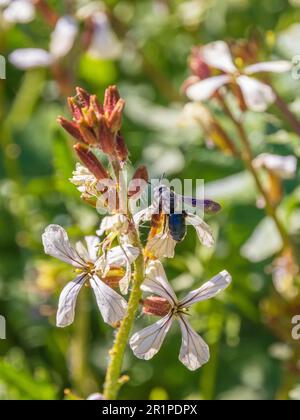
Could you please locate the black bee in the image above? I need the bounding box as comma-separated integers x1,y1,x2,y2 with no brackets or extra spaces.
157,186,221,243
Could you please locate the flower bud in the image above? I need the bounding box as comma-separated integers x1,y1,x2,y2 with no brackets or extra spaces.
90,94,104,119
98,115,116,155
115,133,128,163
68,97,83,122
104,85,120,115
189,47,211,80
74,143,110,181
57,116,84,142
128,165,149,198
78,123,98,145
76,87,91,108
108,98,125,133
143,296,171,317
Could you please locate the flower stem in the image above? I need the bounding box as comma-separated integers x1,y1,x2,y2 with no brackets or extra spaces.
103,250,144,400
272,86,300,138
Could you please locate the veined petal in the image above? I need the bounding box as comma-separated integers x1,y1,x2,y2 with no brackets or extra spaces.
56,274,86,327
130,314,173,360
201,41,237,73
179,270,231,308
133,206,155,226
185,214,214,248
9,48,53,70
178,315,210,371
119,260,132,295
42,224,86,268
97,214,129,236
75,241,89,262
143,260,178,306
89,275,127,326
244,60,292,75
85,236,100,262
186,75,231,102
237,75,275,112
146,231,177,259
107,245,140,266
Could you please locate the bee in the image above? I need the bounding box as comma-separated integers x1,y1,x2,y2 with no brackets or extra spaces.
152,185,221,243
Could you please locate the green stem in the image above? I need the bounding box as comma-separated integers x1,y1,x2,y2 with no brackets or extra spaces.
103,251,144,400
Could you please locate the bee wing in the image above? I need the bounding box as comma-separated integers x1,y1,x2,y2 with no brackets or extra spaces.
182,197,222,214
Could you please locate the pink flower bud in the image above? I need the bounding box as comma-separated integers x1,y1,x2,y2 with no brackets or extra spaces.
57,116,85,143
74,143,110,181
104,85,120,115
108,98,125,133
143,296,171,317
189,47,211,80
97,115,116,155
115,133,128,163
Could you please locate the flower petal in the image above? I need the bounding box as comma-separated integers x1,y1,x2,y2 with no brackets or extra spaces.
179,270,231,308
185,214,214,247
186,75,231,102
42,224,86,268
97,214,129,236
106,245,140,266
245,61,292,75
119,260,132,295
237,75,275,112
89,275,127,326
56,275,86,327
133,206,155,226
130,314,173,360
143,260,178,306
146,231,177,259
3,0,35,24
178,315,210,371
9,48,53,70
201,41,237,73
253,153,297,179
50,15,79,58
85,236,100,262
87,12,121,60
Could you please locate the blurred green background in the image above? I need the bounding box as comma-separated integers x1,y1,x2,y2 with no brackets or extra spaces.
1,0,300,400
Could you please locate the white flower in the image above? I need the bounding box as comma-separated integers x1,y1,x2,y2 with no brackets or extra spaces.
130,261,231,370
49,16,79,59
97,214,129,237
186,40,291,112
70,163,100,198
42,224,133,327
134,185,214,259
96,240,140,295
253,153,297,179
1,0,35,24
9,48,53,70
87,12,121,60
9,15,78,70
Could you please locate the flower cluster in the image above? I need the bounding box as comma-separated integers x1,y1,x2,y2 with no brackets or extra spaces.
42,85,231,373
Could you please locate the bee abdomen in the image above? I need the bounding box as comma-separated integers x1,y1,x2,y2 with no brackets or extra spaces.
168,214,187,242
